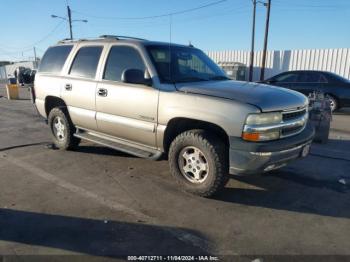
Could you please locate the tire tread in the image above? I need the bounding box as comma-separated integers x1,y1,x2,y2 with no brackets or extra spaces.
48,107,80,150
168,129,228,197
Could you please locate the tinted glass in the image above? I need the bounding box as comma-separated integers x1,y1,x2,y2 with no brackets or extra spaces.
39,45,73,73
319,74,328,83
104,46,145,81
69,46,103,78
274,73,298,83
147,45,228,83
326,72,350,83
298,72,324,83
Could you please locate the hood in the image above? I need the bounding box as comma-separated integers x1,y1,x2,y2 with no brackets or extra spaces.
175,80,308,112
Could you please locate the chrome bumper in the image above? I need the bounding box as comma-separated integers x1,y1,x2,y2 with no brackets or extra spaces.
229,123,315,175
229,142,311,175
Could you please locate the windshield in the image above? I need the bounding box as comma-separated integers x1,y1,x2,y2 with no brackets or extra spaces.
146,45,229,83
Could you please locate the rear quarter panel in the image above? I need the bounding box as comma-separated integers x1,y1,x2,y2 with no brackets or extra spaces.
34,74,64,118
324,83,350,107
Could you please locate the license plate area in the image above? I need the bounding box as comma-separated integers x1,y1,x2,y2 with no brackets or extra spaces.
301,144,311,157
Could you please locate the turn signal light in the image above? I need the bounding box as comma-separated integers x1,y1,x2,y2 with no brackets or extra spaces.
242,132,260,142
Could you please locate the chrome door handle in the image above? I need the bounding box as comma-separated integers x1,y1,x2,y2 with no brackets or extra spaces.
98,88,108,97
65,83,72,91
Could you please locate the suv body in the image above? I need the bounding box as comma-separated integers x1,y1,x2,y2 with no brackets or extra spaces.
34,36,314,197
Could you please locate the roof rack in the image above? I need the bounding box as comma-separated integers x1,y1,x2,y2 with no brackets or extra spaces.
57,35,147,45
57,38,88,44
99,35,147,41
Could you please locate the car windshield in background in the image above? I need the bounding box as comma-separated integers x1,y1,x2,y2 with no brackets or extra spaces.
147,45,229,83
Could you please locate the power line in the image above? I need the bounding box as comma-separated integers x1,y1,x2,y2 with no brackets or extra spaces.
77,4,249,32
0,21,64,53
26,21,65,48
51,5,88,40
73,0,228,20
0,21,66,61
273,0,350,9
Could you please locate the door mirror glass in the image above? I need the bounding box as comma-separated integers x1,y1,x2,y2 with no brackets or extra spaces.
121,69,152,86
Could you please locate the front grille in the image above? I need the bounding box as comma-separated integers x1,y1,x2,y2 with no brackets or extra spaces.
281,125,303,136
283,109,306,122
280,108,307,138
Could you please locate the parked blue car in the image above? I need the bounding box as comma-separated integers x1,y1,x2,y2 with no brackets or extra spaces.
260,70,350,111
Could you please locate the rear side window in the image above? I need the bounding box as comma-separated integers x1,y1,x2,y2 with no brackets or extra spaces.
39,45,73,73
298,72,327,83
103,46,145,82
274,73,298,83
69,46,103,79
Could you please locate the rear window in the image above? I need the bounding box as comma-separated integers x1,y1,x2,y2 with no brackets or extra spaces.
69,46,103,79
39,45,73,73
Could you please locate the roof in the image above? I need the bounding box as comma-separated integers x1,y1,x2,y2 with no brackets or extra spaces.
282,70,330,74
57,35,193,48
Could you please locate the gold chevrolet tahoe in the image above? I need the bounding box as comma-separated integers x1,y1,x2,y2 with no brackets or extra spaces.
34,35,314,197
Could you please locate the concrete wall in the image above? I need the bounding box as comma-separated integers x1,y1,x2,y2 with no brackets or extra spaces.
207,48,350,81
0,66,6,81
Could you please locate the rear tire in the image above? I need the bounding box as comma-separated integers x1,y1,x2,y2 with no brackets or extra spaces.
326,94,338,112
168,129,229,197
48,107,80,150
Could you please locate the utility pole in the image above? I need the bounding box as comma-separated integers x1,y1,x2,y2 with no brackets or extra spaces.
67,5,73,40
249,0,257,82
260,0,271,81
33,47,37,67
51,7,87,40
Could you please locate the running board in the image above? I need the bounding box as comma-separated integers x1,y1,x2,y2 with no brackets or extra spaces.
74,129,162,160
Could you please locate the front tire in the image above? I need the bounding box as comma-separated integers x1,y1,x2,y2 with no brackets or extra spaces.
48,107,80,150
168,130,228,197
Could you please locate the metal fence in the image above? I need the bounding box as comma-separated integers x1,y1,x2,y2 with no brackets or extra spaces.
207,48,350,81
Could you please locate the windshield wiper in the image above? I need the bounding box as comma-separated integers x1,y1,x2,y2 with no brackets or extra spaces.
209,76,230,81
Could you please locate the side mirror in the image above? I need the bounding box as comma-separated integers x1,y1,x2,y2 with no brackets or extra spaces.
121,69,152,86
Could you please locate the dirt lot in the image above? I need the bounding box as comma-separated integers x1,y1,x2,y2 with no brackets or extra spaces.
0,86,350,261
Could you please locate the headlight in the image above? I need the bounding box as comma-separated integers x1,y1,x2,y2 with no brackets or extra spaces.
242,112,282,142
245,112,282,125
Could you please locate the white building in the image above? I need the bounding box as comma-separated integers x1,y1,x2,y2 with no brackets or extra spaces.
207,48,350,81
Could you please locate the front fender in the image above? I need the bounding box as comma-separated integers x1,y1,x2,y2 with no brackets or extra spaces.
158,91,260,137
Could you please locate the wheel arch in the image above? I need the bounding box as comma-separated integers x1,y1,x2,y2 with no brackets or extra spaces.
162,117,230,154
45,96,68,117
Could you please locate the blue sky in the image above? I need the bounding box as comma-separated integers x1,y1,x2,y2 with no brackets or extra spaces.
0,0,349,61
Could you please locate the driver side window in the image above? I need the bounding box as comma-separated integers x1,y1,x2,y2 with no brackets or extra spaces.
103,46,145,82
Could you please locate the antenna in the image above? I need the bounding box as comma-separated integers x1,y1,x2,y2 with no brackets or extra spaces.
169,15,172,44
